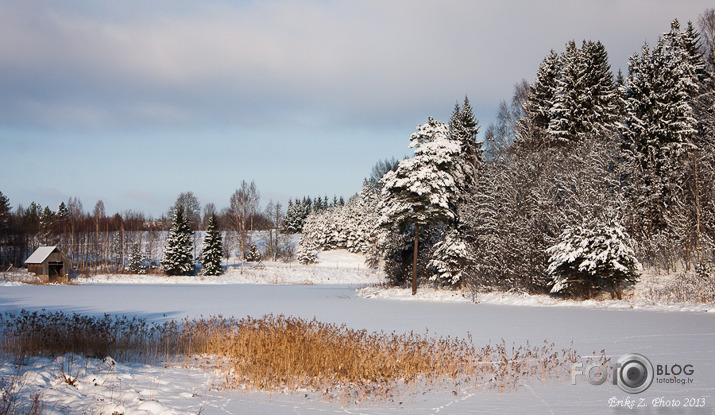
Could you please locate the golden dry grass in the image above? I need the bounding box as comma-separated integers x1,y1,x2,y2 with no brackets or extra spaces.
0,311,580,403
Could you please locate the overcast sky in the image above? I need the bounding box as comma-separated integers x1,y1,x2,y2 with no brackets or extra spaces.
1,0,712,217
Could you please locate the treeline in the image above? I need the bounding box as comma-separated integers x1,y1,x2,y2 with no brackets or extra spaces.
0,196,169,272
0,179,348,271
299,13,715,298
281,195,346,234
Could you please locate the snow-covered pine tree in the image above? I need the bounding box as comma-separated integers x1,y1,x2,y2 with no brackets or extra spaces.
548,40,618,144
168,192,201,231
348,184,381,261
677,20,713,269
461,164,502,290
621,20,700,240
428,229,467,286
549,41,585,144
163,205,194,276
200,214,223,275
296,235,318,265
449,96,481,187
518,50,561,147
379,117,463,294
128,242,145,274
581,40,620,135
111,228,123,272
296,181,381,267
547,220,641,299
245,243,261,262
445,98,481,288
283,198,312,234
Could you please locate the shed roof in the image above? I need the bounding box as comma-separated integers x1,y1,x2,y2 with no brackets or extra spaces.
25,246,61,264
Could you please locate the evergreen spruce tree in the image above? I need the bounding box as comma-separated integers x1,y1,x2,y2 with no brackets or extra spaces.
296,235,319,265
581,40,620,135
547,220,641,299
283,199,312,234
615,69,627,116
0,191,10,237
163,205,194,276
446,98,481,288
449,96,481,189
245,243,261,262
56,202,69,222
39,206,55,245
463,167,502,290
621,20,701,236
547,41,581,144
519,50,561,147
111,230,124,272
128,243,145,274
548,40,618,144
200,214,223,275
428,229,467,286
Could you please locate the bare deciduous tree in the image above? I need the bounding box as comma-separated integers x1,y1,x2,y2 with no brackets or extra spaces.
699,8,715,72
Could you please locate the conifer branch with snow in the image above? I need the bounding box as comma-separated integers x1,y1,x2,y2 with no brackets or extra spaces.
547,220,641,299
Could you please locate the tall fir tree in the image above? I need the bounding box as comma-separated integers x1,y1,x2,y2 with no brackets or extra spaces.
548,40,618,144
0,191,10,237
518,50,561,147
581,40,620,135
163,205,194,276
547,41,581,144
39,206,55,245
200,214,223,276
449,96,481,190
446,97,482,287
621,20,701,237
128,243,145,274
56,202,69,222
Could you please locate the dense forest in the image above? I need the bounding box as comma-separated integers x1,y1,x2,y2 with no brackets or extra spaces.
2,11,715,300
299,12,715,298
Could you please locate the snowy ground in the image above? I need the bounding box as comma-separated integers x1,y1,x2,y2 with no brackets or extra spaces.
358,286,715,313
68,250,382,286
1,253,714,414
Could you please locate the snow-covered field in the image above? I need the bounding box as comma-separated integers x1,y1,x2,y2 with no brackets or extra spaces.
78,250,382,286
1,253,714,414
358,286,715,313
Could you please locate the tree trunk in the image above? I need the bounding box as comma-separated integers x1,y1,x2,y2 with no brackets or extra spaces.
412,222,419,295
693,151,702,266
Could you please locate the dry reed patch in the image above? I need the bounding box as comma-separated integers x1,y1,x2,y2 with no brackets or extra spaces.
641,272,715,304
0,311,580,403
208,316,580,402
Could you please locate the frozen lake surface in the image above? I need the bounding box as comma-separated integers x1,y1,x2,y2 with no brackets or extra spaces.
0,283,713,414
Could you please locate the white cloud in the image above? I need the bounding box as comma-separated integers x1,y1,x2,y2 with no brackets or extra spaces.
0,0,712,131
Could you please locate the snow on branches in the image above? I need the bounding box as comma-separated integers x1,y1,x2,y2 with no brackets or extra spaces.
200,214,223,275
163,206,195,276
428,230,467,286
379,117,462,228
547,220,641,299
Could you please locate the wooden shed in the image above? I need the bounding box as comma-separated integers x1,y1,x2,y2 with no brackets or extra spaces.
25,246,70,283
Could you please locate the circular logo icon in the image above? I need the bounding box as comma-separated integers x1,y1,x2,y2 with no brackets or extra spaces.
616,353,654,394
